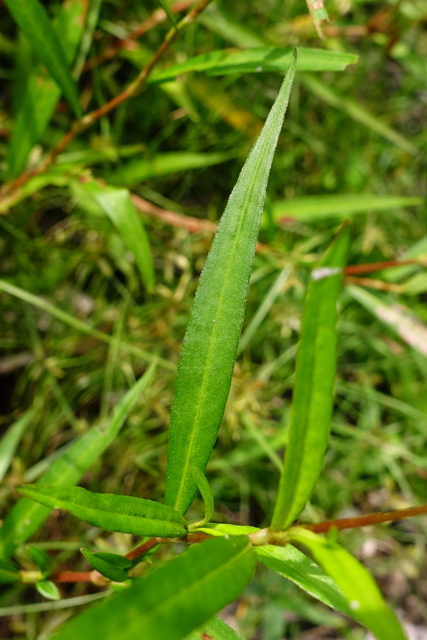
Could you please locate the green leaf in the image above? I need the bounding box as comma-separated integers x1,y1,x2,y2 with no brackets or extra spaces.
7,0,87,178
185,615,247,640
28,547,54,576
256,545,353,617
289,528,408,640
107,151,232,188
150,47,357,84
0,410,33,482
81,549,132,583
18,485,188,538
189,464,214,528
4,0,82,118
271,227,350,531
268,194,423,225
0,560,20,584
80,181,155,293
0,365,156,560
348,285,427,358
52,536,256,640
165,51,297,515
35,579,61,601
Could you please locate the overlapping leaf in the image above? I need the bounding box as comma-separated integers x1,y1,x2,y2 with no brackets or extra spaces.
150,47,356,84
165,52,297,515
289,528,408,640
271,227,350,531
52,536,256,640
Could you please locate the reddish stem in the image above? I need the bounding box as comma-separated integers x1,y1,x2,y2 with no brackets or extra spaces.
301,503,427,534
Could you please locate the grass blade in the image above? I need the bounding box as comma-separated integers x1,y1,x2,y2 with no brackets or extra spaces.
348,285,427,357
107,151,232,188
289,528,408,640
81,181,155,293
165,51,297,515
7,0,87,178
0,365,156,560
4,0,82,118
271,227,350,531
51,536,256,640
269,194,423,225
150,47,356,84
18,485,187,538
300,74,418,156
0,410,33,482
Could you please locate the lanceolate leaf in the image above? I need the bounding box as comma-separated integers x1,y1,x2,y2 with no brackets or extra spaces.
4,0,82,117
256,545,353,617
18,485,188,537
150,47,356,84
81,181,155,293
52,536,256,640
81,549,133,583
271,227,350,531
165,52,297,515
7,0,87,178
0,366,155,560
289,528,408,640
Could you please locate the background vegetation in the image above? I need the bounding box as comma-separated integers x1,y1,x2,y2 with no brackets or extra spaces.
0,0,426,637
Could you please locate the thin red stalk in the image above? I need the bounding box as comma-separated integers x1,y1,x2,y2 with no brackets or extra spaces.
344,258,421,275
301,503,427,534
345,275,403,292
54,571,93,583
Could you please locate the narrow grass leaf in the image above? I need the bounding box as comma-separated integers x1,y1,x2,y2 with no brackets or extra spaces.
165,52,297,515
107,151,232,188
4,0,81,117
348,285,427,357
51,536,256,640
150,47,356,84
269,194,423,225
81,181,154,293
81,549,132,583
18,485,188,538
256,545,353,617
271,227,350,531
289,528,408,640
185,615,247,640
0,365,156,560
0,410,33,482
7,0,87,178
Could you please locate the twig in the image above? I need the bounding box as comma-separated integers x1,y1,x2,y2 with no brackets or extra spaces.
301,503,427,534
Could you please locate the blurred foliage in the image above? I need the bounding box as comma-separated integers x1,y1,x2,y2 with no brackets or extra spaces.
0,0,426,637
